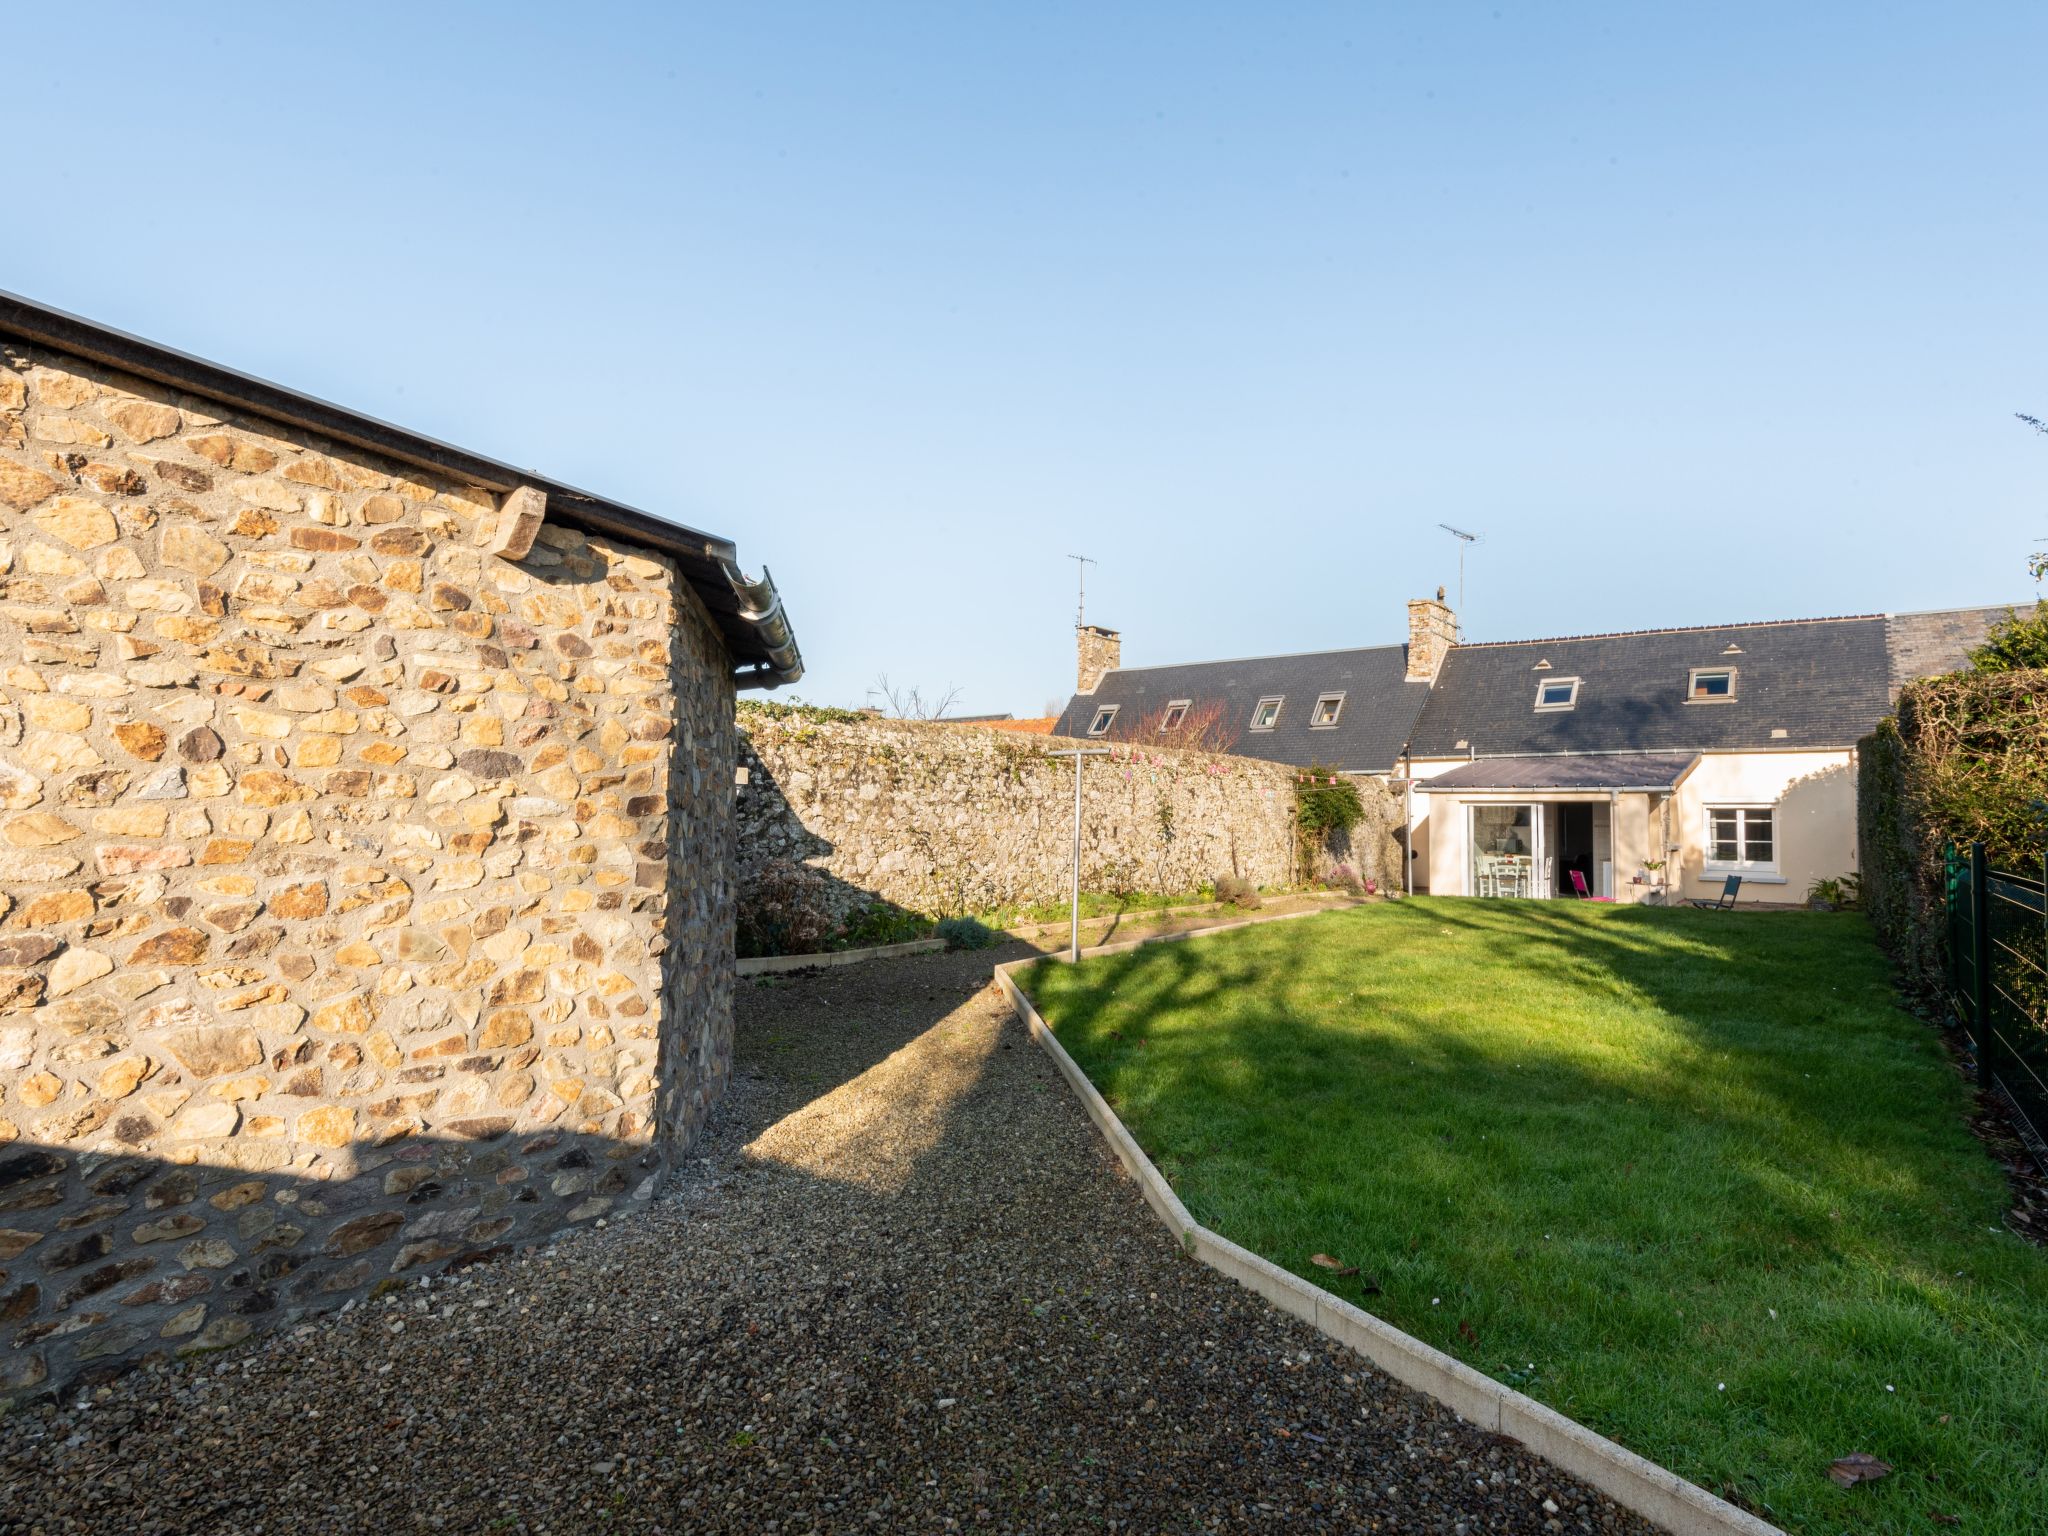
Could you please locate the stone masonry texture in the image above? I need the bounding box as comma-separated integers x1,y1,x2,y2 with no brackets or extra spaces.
736,713,1404,922
0,340,738,1398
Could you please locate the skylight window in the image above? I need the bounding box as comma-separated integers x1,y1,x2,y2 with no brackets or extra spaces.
1688,668,1736,701
1249,696,1283,731
1087,705,1118,735
1158,699,1190,732
1533,677,1580,711
1310,692,1345,727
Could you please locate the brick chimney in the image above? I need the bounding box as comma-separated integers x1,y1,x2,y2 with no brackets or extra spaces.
1076,624,1121,694
1406,588,1456,683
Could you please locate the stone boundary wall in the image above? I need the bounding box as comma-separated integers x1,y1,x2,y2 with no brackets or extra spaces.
736,713,1403,921
0,340,735,1399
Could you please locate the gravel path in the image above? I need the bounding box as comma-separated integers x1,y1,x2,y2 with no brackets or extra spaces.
0,946,1665,1535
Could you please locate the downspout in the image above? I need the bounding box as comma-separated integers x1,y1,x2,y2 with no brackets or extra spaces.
719,561,804,690
1609,789,1620,898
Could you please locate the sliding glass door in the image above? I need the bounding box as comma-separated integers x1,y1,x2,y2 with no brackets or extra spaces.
1469,804,1545,897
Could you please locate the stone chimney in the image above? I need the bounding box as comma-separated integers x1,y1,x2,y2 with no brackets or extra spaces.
1076,624,1121,694
1406,588,1456,683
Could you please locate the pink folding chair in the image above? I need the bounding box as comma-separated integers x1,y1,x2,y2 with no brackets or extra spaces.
1568,869,1614,902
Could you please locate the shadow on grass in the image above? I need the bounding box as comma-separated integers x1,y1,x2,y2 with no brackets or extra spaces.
1021,899,2048,1536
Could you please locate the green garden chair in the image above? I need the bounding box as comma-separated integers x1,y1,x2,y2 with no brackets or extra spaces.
1688,875,1742,910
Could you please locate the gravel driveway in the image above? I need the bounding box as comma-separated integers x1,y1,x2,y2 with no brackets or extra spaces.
1,946,1663,1535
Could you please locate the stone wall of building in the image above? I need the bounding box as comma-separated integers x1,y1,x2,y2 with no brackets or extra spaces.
0,341,736,1399
737,712,1402,923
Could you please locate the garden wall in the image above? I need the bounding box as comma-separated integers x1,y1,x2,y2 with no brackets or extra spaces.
735,710,1405,926
0,340,737,1399
1858,668,2048,1001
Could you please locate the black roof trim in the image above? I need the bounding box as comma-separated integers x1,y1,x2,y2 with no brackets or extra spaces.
0,288,801,685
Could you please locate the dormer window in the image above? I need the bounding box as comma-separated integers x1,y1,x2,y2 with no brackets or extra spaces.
1249,696,1283,731
1087,705,1118,735
1534,677,1580,712
1688,667,1736,701
1310,692,1345,727
1158,699,1190,732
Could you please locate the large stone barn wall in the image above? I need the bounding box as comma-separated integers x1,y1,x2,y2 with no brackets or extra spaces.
0,340,738,1398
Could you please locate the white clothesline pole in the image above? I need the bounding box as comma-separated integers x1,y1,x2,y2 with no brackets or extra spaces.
1048,746,1111,961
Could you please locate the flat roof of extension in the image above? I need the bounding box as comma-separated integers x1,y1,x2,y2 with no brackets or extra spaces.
0,289,800,686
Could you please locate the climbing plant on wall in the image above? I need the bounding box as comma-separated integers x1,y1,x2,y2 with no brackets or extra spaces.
1293,764,1366,871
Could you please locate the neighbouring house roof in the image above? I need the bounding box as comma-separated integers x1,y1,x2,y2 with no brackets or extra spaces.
0,288,802,687
1405,616,1896,758
1885,604,2024,696
974,716,1059,734
1052,644,1432,773
1416,753,1700,793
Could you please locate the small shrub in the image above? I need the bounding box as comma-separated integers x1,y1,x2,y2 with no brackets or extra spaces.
1213,874,1262,909
937,915,999,951
1325,862,1364,895
837,901,933,949
1806,874,1861,911
736,860,836,958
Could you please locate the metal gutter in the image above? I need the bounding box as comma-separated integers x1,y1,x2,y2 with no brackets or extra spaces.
0,288,802,686
720,561,804,690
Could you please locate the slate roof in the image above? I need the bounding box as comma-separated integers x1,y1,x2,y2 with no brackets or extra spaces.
1405,616,1894,758
1416,753,1699,792
1885,605,2021,696
1051,644,1431,773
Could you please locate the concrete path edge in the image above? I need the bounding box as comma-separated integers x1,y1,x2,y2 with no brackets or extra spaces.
992,909,1788,1536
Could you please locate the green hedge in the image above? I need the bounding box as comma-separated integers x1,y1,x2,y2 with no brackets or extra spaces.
1858,668,2048,1002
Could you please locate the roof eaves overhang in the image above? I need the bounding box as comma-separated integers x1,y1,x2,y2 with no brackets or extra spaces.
1414,752,1701,794
0,289,801,689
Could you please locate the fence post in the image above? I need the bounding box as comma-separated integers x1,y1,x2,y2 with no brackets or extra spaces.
1971,841,1996,1092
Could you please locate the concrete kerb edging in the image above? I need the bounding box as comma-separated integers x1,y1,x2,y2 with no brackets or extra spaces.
737,937,947,976
991,913,1787,1536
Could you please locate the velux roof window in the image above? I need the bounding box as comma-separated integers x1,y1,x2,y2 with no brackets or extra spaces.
1688,668,1736,701
1158,699,1190,732
1087,704,1118,735
1249,696,1284,730
1310,692,1344,727
1533,677,1580,711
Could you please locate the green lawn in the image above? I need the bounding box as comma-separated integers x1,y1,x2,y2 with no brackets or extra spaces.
1026,899,2048,1535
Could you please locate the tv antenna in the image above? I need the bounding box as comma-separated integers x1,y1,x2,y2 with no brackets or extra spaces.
1068,553,1096,628
1437,523,1480,629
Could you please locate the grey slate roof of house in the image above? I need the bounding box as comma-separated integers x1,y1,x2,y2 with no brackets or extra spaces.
1405,616,1895,758
1051,644,1432,773
1885,605,2021,696
1415,753,1700,792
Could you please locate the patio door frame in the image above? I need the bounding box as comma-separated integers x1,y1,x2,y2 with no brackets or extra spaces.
1466,800,1548,898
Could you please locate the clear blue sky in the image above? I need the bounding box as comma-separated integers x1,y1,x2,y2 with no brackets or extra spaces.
14,3,2043,714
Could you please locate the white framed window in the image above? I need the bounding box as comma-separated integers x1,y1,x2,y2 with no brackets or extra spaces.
1158,699,1190,732
1249,696,1283,731
1533,677,1581,711
1087,705,1118,736
1310,692,1345,727
1705,805,1776,872
1688,667,1736,702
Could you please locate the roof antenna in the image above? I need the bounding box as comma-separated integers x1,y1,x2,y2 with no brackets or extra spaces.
1068,553,1096,629
1437,524,1480,635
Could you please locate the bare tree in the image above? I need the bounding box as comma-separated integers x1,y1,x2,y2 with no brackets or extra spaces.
867,673,965,720
1119,697,1242,755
